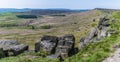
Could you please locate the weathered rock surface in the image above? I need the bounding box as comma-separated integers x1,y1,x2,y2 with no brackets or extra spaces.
8,44,28,56
79,37,85,50
0,40,28,56
84,28,97,45
79,16,115,49
107,30,116,37
35,35,58,54
0,48,5,58
47,34,76,61
94,16,110,42
36,34,76,60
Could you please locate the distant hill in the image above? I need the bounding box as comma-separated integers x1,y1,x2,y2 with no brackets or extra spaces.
0,8,31,13
94,8,119,13
0,8,89,14
23,9,89,15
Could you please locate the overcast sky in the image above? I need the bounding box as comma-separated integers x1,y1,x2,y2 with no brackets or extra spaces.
0,0,119,9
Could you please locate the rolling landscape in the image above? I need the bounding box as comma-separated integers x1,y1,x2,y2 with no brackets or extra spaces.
0,8,119,62
0,0,120,62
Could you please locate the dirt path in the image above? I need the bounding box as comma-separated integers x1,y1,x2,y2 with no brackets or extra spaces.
103,49,120,62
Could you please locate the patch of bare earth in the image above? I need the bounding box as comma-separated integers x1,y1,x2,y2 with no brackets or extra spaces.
0,29,37,35
103,49,120,62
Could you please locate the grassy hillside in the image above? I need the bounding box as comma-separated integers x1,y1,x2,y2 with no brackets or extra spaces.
64,11,120,62
1,10,119,62
0,10,102,49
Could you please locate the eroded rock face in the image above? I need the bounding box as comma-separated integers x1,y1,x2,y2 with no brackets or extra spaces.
36,34,76,60
0,40,28,56
55,34,75,59
107,30,116,37
83,28,97,45
79,37,85,50
79,16,115,49
8,44,28,56
95,17,110,41
0,40,20,46
35,35,58,54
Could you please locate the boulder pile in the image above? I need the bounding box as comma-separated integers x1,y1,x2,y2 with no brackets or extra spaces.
35,34,77,60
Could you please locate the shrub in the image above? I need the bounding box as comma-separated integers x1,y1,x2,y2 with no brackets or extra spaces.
16,15,37,19
0,23,18,27
91,22,97,27
40,25,52,29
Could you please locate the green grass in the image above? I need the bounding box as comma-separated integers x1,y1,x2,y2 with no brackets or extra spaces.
0,18,119,62
0,56,59,62
64,11,120,62
1,10,119,62
0,10,101,49
65,34,119,62
0,13,38,29
40,25,53,29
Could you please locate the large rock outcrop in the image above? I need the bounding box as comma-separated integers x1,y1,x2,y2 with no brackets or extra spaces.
79,16,115,49
83,28,97,45
35,35,59,54
35,34,76,60
46,34,76,61
0,40,28,56
55,34,75,59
